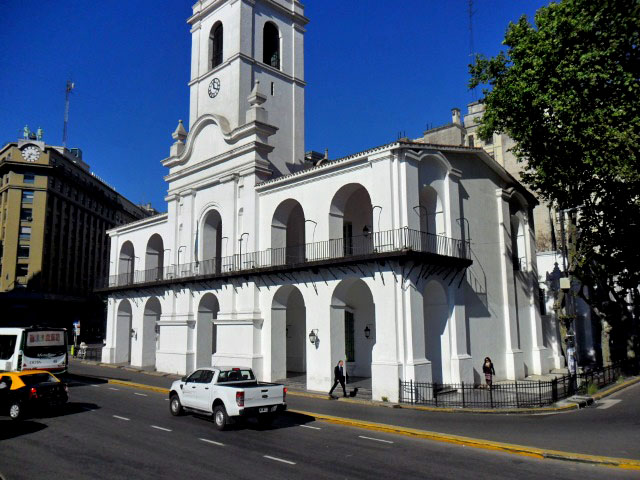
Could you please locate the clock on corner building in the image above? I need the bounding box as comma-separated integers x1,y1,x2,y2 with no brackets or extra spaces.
21,145,41,162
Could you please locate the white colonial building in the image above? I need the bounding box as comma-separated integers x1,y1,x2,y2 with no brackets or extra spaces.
100,0,561,402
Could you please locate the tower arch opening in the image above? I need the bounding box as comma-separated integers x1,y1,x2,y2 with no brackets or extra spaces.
209,21,223,69
263,22,280,69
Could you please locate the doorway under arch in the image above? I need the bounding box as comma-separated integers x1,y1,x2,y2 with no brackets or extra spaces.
116,299,133,363
141,297,161,368
331,278,376,379
202,210,223,275
145,234,164,281
271,285,306,382
329,184,374,257
118,241,135,285
197,293,220,368
423,279,450,383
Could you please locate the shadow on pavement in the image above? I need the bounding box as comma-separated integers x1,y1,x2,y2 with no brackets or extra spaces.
30,402,101,420
189,410,315,432
0,420,47,440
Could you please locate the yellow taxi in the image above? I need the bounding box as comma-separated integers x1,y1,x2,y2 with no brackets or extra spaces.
0,370,68,420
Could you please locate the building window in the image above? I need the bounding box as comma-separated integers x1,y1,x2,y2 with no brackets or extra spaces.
18,245,30,258
468,135,475,147
22,190,34,204
19,226,31,240
23,173,35,184
344,311,355,362
263,22,280,69
16,264,28,277
485,134,493,145
209,21,223,69
20,208,32,222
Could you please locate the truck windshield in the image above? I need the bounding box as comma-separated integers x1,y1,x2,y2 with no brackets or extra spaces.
218,369,255,382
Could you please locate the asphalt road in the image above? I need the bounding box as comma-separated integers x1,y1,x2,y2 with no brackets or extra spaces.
0,375,636,479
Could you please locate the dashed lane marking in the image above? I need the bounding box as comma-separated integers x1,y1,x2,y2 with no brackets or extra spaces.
151,425,172,432
164,398,170,401
264,455,296,465
90,384,101,387
109,387,120,391
134,393,148,397
359,435,394,444
199,438,224,446
299,425,321,430
596,399,621,409
113,415,130,421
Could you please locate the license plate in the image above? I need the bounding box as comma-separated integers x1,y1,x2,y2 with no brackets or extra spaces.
259,407,268,413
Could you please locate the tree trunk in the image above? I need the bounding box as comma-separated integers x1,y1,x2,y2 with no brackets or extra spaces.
601,319,612,366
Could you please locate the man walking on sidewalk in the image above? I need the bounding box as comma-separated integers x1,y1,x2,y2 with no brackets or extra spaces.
329,360,347,398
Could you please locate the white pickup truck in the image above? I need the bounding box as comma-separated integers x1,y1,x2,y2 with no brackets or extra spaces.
169,367,286,430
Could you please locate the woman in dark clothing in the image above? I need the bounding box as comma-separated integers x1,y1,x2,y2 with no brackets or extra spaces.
482,357,495,388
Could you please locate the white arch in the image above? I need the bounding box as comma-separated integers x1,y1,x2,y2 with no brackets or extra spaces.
197,293,220,368
270,285,307,381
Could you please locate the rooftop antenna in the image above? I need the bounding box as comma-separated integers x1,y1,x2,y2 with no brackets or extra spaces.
62,80,75,147
468,0,477,101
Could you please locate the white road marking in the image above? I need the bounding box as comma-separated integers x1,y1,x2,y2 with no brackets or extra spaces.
134,393,148,397
90,384,101,387
113,415,130,421
109,387,120,391
164,398,170,401
199,438,224,446
596,399,621,409
81,407,95,412
359,435,394,444
264,455,296,465
299,424,321,430
151,425,172,432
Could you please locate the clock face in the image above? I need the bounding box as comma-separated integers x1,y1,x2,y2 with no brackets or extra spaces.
208,78,221,98
21,145,40,162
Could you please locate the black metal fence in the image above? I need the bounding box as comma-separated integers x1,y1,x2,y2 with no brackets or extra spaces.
69,345,102,362
399,361,637,409
98,227,471,289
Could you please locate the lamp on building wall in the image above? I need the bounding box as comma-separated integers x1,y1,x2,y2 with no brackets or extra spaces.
177,245,186,265
308,329,319,346
130,328,137,340
364,324,372,339
362,225,370,237
372,205,382,232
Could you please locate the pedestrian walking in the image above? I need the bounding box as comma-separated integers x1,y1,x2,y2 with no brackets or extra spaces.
329,360,347,398
482,357,495,388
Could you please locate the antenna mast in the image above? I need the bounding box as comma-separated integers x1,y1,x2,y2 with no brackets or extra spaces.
62,80,75,147
468,0,477,101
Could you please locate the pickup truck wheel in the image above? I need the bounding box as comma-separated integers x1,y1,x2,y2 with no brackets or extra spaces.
9,402,23,421
170,394,184,416
213,405,228,431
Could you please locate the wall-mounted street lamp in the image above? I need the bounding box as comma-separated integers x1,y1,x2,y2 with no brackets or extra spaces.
177,245,186,265
130,328,137,340
238,233,249,268
308,329,319,346
372,205,382,232
362,225,370,237
304,219,317,244
364,324,373,339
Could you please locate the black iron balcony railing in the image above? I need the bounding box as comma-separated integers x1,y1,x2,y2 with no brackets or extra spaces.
98,227,471,290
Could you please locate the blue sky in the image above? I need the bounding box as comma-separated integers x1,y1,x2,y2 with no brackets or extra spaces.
0,0,549,211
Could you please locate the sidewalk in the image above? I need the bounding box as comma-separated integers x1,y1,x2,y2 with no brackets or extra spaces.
66,360,640,465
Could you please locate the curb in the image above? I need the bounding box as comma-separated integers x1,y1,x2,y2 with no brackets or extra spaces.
288,408,640,470
107,379,170,394
592,376,640,401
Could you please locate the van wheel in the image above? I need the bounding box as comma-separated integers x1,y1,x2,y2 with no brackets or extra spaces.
9,402,23,420
170,394,184,416
213,405,228,431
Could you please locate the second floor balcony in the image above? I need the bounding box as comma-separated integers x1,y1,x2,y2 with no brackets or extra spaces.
96,227,472,292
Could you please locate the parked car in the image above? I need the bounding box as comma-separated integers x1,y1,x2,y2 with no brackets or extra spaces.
169,367,286,430
0,370,69,420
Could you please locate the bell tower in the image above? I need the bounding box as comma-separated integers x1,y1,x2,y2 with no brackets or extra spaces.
187,0,308,175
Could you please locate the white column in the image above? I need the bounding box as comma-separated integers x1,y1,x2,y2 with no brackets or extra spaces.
524,208,548,374
448,284,474,383
496,189,524,379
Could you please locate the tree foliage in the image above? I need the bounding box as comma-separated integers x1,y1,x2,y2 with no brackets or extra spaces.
469,0,640,362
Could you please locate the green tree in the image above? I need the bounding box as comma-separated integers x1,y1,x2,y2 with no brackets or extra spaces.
469,0,640,364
